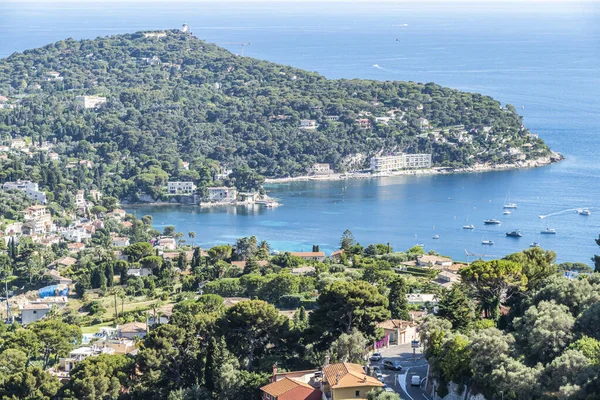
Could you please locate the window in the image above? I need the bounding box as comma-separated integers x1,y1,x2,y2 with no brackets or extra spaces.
355,390,360,397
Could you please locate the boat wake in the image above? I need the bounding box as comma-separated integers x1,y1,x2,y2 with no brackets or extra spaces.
539,208,586,219
372,64,396,73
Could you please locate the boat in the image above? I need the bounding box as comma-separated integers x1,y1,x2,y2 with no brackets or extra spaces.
481,240,494,245
503,191,517,209
541,228,556,234
579,209,591,216
503,210,511,215
506,230,522,237
463,214,475,229
432,235,440,239
484,219,502,225
416,243,424,247
530,242,540,247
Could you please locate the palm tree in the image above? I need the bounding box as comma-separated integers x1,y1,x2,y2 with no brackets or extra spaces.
188,231,196,247
259,240,271,252
110,287,125,319
150,301,163,326
174,232,184,247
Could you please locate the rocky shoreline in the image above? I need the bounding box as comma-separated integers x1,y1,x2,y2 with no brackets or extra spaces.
264,152,564,185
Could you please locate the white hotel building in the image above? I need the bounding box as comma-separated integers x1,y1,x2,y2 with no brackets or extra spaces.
370,153,432,173
167,181,196,195
2,180,47,204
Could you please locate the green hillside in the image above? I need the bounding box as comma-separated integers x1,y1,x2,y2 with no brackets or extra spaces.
0,30,551,199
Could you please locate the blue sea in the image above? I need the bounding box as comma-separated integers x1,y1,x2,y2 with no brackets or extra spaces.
1,1,599,263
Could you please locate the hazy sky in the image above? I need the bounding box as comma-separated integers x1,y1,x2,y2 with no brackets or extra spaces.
4,0,595,3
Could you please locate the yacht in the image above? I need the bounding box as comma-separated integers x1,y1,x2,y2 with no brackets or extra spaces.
416,243,424,247
579,209,591,216
481,239,494,245
503,210,511,215
541,228,556,234
463,224,475,230
432,235,440,239
530,242,540,248
484,219,502,225
506,230,522,237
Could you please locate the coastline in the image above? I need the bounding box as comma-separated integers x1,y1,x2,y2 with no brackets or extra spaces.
264,153,564,185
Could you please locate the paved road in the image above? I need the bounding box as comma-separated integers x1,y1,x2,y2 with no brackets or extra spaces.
368,343,432,400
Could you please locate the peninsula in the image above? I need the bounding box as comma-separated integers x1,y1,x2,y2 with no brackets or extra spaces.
0,29,558,202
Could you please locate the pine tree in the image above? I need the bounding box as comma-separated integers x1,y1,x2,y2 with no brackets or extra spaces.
340,230,355,251
191,247,201,268
592,234,600,272
177,253,186,270
437,285,475,332
388,277,410,320
204,337,240,395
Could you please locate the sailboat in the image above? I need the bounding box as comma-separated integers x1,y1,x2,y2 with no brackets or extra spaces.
463,215,475,229
503,191,517,209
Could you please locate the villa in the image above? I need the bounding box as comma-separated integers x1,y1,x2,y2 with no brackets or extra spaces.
207,186,237,202
290,251,326,262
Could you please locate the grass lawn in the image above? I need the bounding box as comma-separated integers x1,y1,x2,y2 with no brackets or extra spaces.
80,321,114,334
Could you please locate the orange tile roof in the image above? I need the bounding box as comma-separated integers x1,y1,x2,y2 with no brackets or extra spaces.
290,252,325,257
323,362,384,389
231,260,269,269
261,377,316,397
377,319,414,331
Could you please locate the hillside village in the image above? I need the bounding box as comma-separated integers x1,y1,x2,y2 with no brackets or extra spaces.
0,29,596,400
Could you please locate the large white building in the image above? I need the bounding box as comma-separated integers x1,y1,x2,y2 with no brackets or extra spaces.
75,95,107,109
2,180,47,204
309,163,333,175
207,186,237,202
369,153,432,173
167,181,196,195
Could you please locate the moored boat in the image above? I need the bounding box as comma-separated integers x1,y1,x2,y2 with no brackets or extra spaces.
484,219,502,225
482,239,494,245
541,228,556,234
506,230,522,237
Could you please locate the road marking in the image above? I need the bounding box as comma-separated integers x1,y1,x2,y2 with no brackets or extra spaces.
422,394,430,400
398,367,414,400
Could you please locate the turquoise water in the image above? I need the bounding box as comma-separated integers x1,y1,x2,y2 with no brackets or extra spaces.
2,1,599,263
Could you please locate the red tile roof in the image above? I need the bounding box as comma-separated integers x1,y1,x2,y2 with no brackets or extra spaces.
261,377,321,400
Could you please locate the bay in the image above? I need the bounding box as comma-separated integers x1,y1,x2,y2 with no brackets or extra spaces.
2,1,598,263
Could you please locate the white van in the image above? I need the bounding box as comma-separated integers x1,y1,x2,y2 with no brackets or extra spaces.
411,375,421,386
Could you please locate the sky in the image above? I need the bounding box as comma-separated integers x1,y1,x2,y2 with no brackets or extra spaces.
4,0,597,3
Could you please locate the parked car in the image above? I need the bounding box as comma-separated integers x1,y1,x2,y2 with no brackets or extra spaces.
370,352,383,361
383,359,403,371
369,366,383,380
411,375,421,386
383,385,395,392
